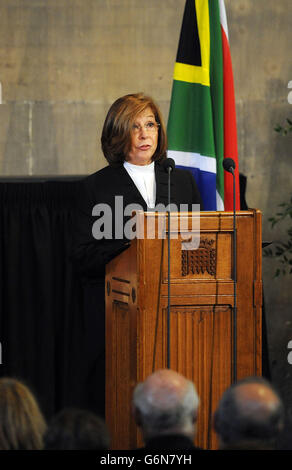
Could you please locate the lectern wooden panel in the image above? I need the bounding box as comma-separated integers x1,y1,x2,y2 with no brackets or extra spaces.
105,210,262,450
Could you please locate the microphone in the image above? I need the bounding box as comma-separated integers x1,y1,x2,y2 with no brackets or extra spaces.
223,157,237,383
163,158,175,173
223,157,236,174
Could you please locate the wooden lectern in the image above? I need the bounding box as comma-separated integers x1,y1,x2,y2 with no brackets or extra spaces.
105,210,262,450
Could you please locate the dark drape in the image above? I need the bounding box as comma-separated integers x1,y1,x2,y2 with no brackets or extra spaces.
0,179,104,420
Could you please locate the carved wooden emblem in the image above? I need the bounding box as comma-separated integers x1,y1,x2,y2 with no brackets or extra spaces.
182,238,216,276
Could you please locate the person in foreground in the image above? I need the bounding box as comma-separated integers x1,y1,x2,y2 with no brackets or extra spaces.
132,369,202,450
72,93,203,417
213,376,285,450
0,377,47,450
43,408,110,450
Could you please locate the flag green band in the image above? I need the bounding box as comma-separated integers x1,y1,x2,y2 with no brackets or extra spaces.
209,0,224,201
167,80,215,158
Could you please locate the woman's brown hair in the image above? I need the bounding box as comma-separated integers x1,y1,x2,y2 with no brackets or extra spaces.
0,377,47,450
101,93,167,166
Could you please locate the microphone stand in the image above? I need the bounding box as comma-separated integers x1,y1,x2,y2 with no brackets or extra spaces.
230,167,237,383
162,157,175,369
167,167,171,369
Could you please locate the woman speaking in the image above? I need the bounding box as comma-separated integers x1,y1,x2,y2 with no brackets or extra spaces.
72,93,202,417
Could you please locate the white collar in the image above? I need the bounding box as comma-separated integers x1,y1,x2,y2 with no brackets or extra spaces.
124,161,155,173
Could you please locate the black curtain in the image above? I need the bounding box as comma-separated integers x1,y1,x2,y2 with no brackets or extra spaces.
0,179,102,420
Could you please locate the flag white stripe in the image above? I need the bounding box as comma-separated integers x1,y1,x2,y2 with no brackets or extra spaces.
219,0,228,40
216,190,224,211
167,150,216,174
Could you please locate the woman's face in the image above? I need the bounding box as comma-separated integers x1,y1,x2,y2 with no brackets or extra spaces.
126,107,159,166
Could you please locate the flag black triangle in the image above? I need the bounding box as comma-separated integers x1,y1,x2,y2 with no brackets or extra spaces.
176,0,202,67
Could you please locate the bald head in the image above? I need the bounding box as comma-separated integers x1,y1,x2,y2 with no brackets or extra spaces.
235,382,281,421
214,377,284,449
133,369,199,441
136,369,194,409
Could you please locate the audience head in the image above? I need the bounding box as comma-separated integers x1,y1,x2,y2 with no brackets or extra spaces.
132,369,199,443
0,377,47,450
213,376,285,450
44,407,110,450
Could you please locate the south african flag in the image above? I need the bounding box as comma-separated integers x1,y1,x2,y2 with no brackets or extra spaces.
167,0,240,211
